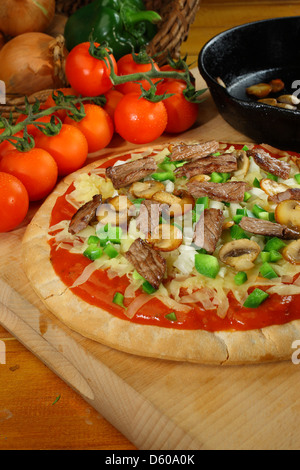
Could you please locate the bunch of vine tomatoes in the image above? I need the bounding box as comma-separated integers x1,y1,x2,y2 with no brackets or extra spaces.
0,41,200,232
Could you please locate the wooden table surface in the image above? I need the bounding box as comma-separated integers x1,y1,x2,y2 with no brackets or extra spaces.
1,0,300,451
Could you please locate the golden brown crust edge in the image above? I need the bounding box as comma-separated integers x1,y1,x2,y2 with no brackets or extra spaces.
21,143,300,365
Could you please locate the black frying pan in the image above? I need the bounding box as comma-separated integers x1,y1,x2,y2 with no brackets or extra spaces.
198,16,300,152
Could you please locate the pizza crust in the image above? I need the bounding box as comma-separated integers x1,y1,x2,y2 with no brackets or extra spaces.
22,143,300,365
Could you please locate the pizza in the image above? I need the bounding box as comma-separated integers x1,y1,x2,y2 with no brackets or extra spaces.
22,140,300,365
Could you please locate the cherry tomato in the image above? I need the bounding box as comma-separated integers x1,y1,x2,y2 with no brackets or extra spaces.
0,172,29,232
43,87,78,122
114,93,168,144
35,124,88,176
104,88,124,120
65,42,117,97
0,130,24,159
116,53,160,95
64,104,114,154
0,148,58,201
156,80,199,134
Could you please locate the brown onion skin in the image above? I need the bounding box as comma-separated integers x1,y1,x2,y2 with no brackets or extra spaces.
0,0,55,37
0,32,66,95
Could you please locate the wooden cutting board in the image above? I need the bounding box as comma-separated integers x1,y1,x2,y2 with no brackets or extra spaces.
1,75,300,450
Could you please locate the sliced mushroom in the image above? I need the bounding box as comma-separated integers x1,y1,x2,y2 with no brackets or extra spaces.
258,98,278,106
246,83,272,99
96,195,134,227
152,191,195,218
147,224,183,252
235,150,250,176
282,240,300,265
275,200,300,231
276,103,297,111
129,181,165,199
219,239,261,271
189,174,211,183
269,79,285,93
278,94,300,106
260,178,289,197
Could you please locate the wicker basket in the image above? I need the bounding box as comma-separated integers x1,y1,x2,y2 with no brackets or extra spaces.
1,0,201,119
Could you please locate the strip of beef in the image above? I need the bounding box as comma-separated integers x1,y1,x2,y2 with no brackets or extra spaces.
68,194,102,235
106,157,157,189
269,188,300,204
169,140,219,162
125,238,166,289
187,181,248,203
247,148,291,180
175,153,237,178
194,209,224,253
239,216,300,240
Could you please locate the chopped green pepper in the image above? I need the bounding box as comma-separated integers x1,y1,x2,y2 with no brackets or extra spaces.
264,237,286,252
88,235,101,245
252,204,268,219
230,225,250,240
113,292,126,308
234,272,248,286
195,253,220,279
151,171,175,182
259,262,278,280
192,197,209,223
253,177,261,188
83,244,103,261
165,312,177,322
243,289,269,308
269,250,283,262
142,281,157,294
210,172,224,183
104,243,119,258
244,192,252,202
260,251,271,263
267,173,278,182
64,0,161,60
294,173,300,184
132,270,145,280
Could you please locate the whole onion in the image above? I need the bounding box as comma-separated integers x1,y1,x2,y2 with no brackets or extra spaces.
0,33,68,95
0,0,55,37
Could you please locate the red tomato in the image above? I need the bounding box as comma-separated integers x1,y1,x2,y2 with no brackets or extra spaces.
0,148,58,201
43,87,78,122
35,124,88,176
116,53,160,95
0,172,29,232
65,42,117,97
104,88,124,120
114,93,168,144
156,80,199,134
64,104,114,153
0,130,24,159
